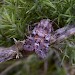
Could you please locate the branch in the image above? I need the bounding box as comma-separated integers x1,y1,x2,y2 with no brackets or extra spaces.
0,19,75,63
0,46,16,63
50,25,75,44
0,40,24,63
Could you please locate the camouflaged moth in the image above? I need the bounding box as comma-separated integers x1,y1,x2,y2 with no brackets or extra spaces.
24,19,53,58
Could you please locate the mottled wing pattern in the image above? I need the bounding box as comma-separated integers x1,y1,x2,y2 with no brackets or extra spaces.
24,19,53,58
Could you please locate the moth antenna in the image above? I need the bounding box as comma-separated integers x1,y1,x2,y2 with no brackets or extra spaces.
13,38,18,43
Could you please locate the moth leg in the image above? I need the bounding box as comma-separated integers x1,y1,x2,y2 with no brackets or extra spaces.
13,38,24,59
15,48,23,59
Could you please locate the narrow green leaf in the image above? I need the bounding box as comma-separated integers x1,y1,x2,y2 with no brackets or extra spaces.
43,0,56,10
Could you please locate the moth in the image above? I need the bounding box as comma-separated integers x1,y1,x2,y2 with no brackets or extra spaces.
24,19,53,59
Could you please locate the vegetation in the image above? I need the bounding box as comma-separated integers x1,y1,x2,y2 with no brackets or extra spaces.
0,0,75,75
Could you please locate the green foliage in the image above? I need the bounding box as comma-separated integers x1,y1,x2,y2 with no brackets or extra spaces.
0,0,75,75
0,0,75,46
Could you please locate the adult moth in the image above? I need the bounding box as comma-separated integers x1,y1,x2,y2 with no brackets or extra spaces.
24,19,53,58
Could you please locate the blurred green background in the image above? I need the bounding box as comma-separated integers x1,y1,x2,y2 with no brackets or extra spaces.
0,0,75,75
